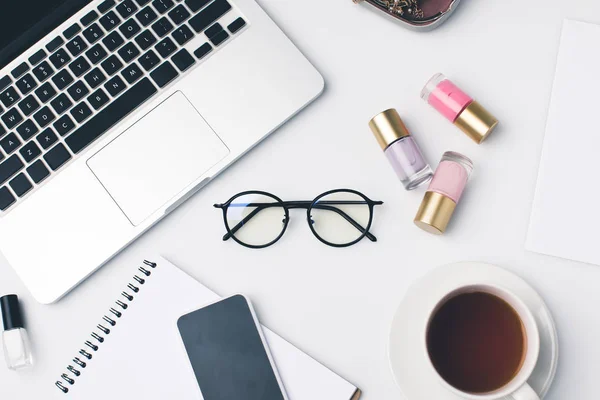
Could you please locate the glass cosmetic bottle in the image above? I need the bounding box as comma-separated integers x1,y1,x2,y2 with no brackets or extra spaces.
421,73,498,144
1,295,33,370
414,151,473,234
368,109,433,190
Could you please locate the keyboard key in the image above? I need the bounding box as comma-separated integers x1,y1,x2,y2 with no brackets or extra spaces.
71,102,92,123
105,76,126,96
35,82,58,103
153,0,174,14
185,0,211,13
69,56,91,77
0,133,22,154
135,0,152,5
118,42,141,63
99,10,121,32
193,42,212,59
32,61,54,82
50,48,72,69
2,108,23,129
46,36,65,53
66,35,89,57
121,63,143,84
16,120,39,141
0,76,11,92
189,0,231,33
27,160,50,183
19,141,42,163
9,173,32,197
50,93,73,115
120,18,141,39
135,30,157,50
103,31,125,52
0,187,16,210
0,124,5,138
66,78,157,153
205,23,223,38
44,143,72,171
15,74,38,95
83,23,105,44
0,155,24,185
18,95,40,116
28,49,47,66
36,128,58,149
81,10,99,26
0,87,20,107
86,44,108,64
151,17,173,38
84,68,107,89
139,50,160,71
33,106,56,128
54,115,76,136
150,61,178,88
136,6,158,26
210,30,229,46
117,0,138,18
98,0,116,13
155,37,177,58
228,17,246,34
87,89,110,110
172,24,194,45
168,4,190,25
11,63,29,79
63,23,82,39
52,69,74,90
101,55,124,76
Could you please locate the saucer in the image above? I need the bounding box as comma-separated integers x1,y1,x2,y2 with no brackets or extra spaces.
388,262,559,400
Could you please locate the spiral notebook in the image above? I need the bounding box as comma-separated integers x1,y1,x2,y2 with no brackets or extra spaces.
53,257,360,399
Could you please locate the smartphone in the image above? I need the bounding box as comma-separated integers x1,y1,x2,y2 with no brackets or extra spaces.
177,295,288,400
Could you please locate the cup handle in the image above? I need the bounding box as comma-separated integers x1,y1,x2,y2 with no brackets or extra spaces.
512,383,540,400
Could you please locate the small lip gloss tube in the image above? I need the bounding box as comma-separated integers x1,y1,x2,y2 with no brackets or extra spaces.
421,73,498,144
369,109,433,190
414,151,473,234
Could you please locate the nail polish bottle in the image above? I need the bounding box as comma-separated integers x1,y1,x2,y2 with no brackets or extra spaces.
368,109,433,190
421,73,498,144
414,151,473,234
1,295,33,370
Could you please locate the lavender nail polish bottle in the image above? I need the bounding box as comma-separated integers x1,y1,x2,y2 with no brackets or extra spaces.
369,109,433,190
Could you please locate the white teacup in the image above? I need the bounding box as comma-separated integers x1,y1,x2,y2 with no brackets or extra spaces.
424,284,540,400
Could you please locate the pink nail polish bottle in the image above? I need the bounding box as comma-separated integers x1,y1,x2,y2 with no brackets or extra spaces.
414,151,473,234
421,73,498,144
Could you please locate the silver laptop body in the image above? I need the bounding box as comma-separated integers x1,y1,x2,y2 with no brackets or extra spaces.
0,0,324,303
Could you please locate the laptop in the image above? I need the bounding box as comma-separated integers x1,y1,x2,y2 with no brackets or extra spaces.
0,0,324,304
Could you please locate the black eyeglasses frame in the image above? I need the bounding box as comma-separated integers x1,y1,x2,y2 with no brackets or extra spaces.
214,189,383,249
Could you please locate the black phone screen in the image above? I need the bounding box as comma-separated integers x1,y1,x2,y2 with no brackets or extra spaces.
177,295,286,400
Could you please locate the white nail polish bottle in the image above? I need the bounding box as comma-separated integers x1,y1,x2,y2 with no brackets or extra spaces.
1,295,33,370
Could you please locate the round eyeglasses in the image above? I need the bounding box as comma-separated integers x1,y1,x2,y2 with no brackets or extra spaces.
214,189,384,248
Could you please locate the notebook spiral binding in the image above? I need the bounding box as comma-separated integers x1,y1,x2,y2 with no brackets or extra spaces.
54,260,157,394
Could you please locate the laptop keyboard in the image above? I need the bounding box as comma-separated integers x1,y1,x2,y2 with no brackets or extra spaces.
0,0,248,213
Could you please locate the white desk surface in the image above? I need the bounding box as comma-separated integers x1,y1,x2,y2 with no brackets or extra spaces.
1,0,600,398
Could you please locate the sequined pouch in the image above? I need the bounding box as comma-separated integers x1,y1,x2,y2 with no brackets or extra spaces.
353,0,462,31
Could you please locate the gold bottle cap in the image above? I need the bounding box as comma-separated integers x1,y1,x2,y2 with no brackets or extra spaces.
414,191,457,235
454,101,498,144
368,109,411,151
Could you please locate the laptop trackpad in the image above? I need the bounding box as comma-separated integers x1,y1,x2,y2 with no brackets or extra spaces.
88,91,230,226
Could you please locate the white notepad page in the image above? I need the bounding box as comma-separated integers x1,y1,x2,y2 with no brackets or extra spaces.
55,257,358,399
527,20,600,266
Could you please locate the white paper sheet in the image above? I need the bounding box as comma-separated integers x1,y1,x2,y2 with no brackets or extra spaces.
527,20,600,266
